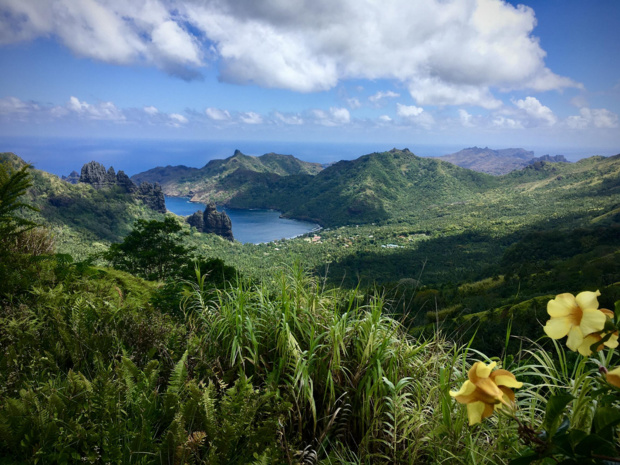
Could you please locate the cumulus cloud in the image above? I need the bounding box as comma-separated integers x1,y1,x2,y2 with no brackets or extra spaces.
379,115,392,123
0,0,579,104
205,107,231,121
396,103,434,129
369,90,400,103
169,113,188,125
566,108,619,129
0,0,202,78
144,106,159,115
240,111,263,124
396,103,424,118
312,107,351,126
274,112,303,125
513,96,556,126
408,77,502,109
67,96,125,121
492,116,523,129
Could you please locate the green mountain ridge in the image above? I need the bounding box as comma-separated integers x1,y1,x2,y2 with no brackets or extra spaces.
131,149,323,202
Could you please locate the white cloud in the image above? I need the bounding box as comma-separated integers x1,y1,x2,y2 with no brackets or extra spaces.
408,77,502,109
369,90,400,103
566,108,619,129
169,113,188,123
144,105,159,115
513,96,556,126
0,97,41,120
396,103,434,129
240,111,263,124
205,107,231,121
274,112,303,125
492,116,523,129
151,20,201,66
396,103,424,118
313,107,351,126
0,0,579,103
379,115,392,122
67,96,125,121
458,109,474,127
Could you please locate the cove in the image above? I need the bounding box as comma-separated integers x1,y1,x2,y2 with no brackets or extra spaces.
165,196,320,244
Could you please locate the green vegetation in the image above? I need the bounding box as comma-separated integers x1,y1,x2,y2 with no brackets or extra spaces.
103,217,193,281
131,150,323,203
1,150,620,463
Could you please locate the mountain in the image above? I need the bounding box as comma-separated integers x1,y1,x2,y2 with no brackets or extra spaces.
0,153,167,257
131,150,323,202
226,148,499,225
435,146,568,175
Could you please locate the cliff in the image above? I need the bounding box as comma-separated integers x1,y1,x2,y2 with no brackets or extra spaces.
186,202,234,241
78,161,165,213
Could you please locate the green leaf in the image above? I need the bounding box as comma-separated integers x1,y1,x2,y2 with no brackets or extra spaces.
594,406,620,440
543,394,573,436
615,300,620,324
573,433,617,457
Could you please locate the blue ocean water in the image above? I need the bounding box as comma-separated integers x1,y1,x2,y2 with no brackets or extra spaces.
165,196,319,244
0,135,463,177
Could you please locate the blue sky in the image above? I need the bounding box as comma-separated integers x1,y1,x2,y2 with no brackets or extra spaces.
0,0,619,160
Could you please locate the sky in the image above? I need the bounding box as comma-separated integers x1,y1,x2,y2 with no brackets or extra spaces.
0,0,619,164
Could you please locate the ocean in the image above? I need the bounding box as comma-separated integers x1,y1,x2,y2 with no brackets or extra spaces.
0,136,464,177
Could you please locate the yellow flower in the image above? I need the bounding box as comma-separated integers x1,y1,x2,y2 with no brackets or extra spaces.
576,308,618,356
450,361,523,425
606,366,620,389
543,291,607,352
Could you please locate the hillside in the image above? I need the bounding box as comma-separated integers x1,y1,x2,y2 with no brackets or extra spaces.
436,146,568,175
227,148,499,225
131,149,323,202
0,153,167,258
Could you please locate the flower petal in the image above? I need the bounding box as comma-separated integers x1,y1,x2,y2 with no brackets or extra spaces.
580,308,607,335
566,326,584,352
491,371,523,389
544,316,571,339
499,386,516,403
547,293,577,318
604,332,619,349
577,334,598,356
575,290,601,311
450,380,476,399
606,367,620,389
466,401,486,425
475,361,496,379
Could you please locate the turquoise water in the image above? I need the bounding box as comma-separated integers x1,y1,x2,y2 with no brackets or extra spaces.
165,196,320,244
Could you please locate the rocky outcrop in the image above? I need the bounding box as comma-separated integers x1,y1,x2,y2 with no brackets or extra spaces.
62,170,80,184
186,210,204,230
78,161,165,213
186,202,233,241
115,170,136,193
528,154,568,164
135,182,166,214
79,161,108,188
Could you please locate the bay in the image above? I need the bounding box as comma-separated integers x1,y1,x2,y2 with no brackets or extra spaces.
165,196,320,244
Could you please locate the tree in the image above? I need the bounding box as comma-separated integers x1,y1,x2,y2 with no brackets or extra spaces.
103,217,194,280
0,162,37,241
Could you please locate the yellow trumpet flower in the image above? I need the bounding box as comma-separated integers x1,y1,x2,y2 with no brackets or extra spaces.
450,361,522,425
606,366,620,389
543,291,607,352
576,308,618,356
